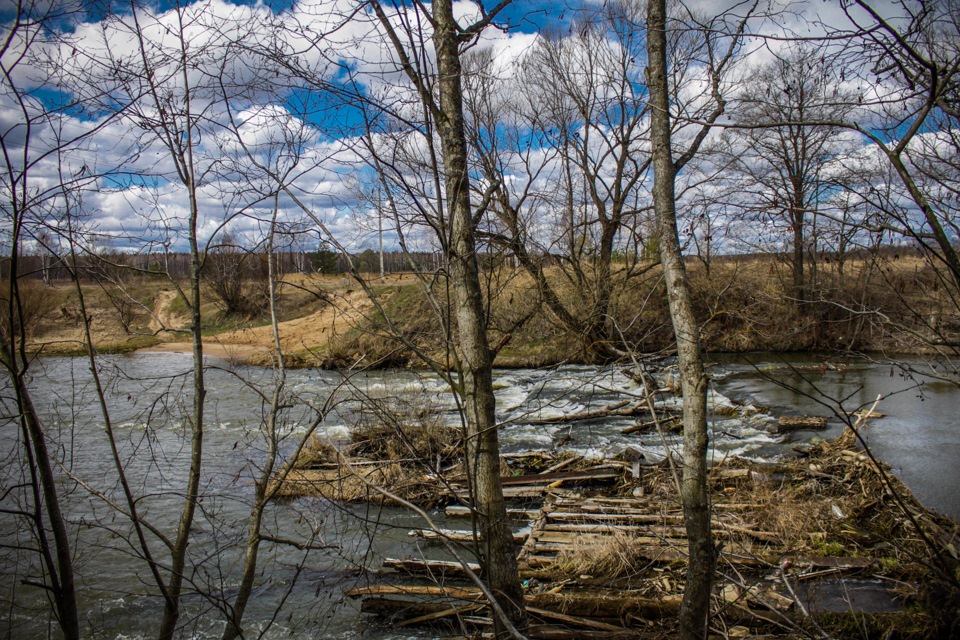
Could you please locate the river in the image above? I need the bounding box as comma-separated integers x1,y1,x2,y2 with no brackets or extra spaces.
0,352,956,638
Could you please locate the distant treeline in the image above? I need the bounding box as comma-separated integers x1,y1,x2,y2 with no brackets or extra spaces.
3,248,442,282
4,243,924,283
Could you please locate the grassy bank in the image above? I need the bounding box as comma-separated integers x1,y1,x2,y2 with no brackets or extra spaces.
22,252,956,368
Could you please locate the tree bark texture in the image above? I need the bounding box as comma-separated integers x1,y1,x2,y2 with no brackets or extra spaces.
646,2,715,639
431,1,527,637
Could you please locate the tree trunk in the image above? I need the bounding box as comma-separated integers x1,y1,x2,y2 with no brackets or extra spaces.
646,2,715,639
792,202,805,306
4,352,80,640
3,224,79,640
431,1,527,637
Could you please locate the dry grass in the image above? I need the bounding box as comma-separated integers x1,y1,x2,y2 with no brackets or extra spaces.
349,420,462,466
552,530,660,579
269,462,430,503
27,251,960,364
275,402,461,506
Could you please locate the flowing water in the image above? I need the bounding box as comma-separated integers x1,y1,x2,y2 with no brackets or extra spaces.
709,353,960,520
0,352,955,638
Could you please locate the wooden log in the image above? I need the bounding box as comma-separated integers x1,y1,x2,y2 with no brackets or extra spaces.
500,468,620,486
621,416,681,435
554,496,762,513
535,531,668,546
499,486,560,498
527,625,645,639
346,585,482,600
548,510,757,527
408,528,527,543
540,455,582,475
382,558,480,577
717,523,782,543
358,589,683,623
526,400,634,425
776,416,828,431
360,596,468,618
445,505,540,520
396,604,483,627
713,468,750,479
528,591,682,619
526,606,631,632
540,522,780,542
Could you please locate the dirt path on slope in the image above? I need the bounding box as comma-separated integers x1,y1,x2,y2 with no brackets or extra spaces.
148,289,184,334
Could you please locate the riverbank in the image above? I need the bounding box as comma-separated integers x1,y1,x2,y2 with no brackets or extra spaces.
22,253,958,369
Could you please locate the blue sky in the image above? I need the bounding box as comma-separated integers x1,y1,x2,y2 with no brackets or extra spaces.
0,0,953,257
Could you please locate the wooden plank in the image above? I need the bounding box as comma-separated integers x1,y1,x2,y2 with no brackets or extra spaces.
445,505,540,520
526,606,631,632
522,549,777,569
448,486,581,499
543,523,687,538
548,511,687,523
543,523,655,534
407,528,527,543
559,496,760,512
519,494,555,565
500,468,620,486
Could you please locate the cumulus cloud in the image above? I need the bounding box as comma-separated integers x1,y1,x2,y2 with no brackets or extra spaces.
1,0,953,260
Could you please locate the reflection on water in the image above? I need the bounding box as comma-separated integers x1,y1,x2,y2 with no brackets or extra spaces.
0,352,956,638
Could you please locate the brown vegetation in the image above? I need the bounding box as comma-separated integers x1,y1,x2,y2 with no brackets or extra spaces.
328,426,959,638
23,252,959,366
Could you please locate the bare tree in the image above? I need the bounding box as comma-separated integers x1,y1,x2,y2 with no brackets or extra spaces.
728,43,853,306
515,3,653,359
205,231,269,317
361,1,529,635
647,1,756,637
0,2,118,635
812,0,960,379
73,2,239,634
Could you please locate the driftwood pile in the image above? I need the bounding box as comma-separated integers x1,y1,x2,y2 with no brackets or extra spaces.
266,387,957,638
343,438,959,639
